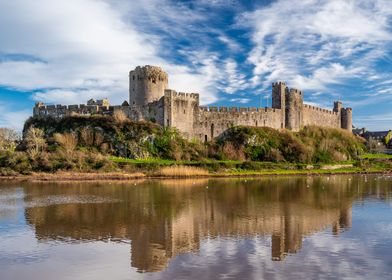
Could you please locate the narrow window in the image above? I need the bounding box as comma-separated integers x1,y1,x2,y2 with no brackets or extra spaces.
211,123,214,139
264,120,266,126
184,109,186,114
255,121,258,127
133,75,135,80
167,119,169,126
204,135,208,142
281,123,283,129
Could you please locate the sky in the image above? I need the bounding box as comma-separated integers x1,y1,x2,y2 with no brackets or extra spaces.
0,0,392,130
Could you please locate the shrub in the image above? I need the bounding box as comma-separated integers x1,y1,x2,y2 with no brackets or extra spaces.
113,110,128,123
54,132,78,154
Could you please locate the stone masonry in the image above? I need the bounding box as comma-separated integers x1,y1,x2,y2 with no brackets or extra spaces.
33,65,353,141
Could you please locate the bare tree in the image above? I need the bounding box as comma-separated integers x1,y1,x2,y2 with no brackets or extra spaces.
25,127,46,159
0,128,21,152
80,127,94,146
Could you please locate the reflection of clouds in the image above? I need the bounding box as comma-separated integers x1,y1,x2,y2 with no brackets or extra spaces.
152,226,391,280
24,195,120,208
0,187,24,217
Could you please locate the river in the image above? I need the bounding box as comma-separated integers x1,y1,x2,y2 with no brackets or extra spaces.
1,175,392,279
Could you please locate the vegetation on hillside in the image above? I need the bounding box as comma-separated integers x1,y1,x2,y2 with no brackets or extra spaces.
0,115,378,176
212,125,365,163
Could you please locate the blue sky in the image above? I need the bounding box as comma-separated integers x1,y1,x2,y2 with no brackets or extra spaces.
1,0,392,130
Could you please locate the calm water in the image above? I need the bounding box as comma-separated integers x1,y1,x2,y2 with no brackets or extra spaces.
1,175,392,279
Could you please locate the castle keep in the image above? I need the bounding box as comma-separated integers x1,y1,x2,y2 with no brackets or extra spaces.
34,65,353,140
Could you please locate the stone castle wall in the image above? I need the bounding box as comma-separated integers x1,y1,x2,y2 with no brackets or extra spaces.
194,107,282,141
33,65,353,140
302,104,341,128
33,103,111,118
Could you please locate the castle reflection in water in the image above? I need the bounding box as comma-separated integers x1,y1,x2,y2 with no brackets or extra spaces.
21,176,390,273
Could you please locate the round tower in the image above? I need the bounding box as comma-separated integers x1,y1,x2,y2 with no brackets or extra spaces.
129,65,169,106
341,108,352,132
285,88,303,131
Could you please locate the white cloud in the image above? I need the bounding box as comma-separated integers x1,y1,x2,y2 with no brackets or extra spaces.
0,0,222,110
239,0,392,92
230,98,250,104
0,103,30,130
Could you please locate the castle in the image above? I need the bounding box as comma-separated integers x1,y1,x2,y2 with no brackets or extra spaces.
34,65,353,140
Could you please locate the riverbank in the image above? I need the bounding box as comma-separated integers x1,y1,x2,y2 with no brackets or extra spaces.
1,164,391,182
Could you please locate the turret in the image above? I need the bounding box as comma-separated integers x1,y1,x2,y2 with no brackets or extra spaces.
341,107,352,132
129,65,169,106
285,88,303,131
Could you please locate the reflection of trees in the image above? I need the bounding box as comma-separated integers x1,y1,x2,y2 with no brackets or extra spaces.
21,176,392,272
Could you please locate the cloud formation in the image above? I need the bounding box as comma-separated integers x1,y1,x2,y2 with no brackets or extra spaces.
239,0,392,93
1,0,392,129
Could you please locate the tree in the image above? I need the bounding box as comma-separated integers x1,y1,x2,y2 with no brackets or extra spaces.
25,127,46,159
0,128,20,152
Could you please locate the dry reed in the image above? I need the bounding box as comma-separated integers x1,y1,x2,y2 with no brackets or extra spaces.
158,166,209,177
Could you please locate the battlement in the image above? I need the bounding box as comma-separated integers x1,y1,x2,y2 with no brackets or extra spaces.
303,104,338,115
272,81,286,87
199,106,278,113
130,65,168,82
164,89,199,100
32,99,123,118
289,88,302,95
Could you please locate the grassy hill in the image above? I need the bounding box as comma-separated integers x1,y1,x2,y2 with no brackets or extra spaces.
0,115,370,175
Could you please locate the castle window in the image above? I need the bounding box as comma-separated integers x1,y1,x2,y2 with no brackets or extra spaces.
133,75,135,80
281,123,283,129
167,119,169,126
255,121,258,127
264,120,266,126
184,109,186,114
211,123,214,139
152,79,156,84
204,135,208,142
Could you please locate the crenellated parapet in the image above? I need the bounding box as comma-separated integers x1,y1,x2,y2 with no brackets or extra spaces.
164,89,199,101
198,106,279,113
33,99,124,118
288,88,303,95
131,65,168,82
303,104,339,115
